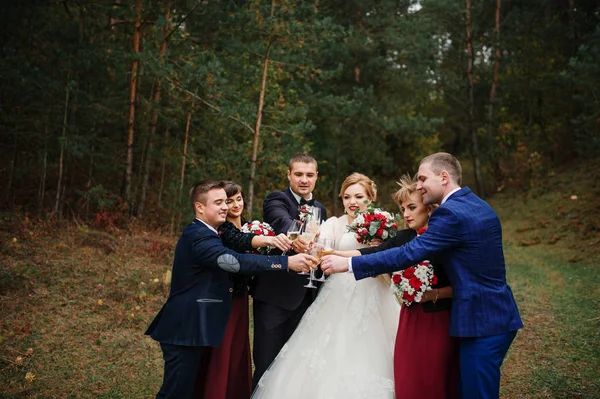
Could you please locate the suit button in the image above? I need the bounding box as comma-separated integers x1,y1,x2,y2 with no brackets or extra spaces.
228,288,233,293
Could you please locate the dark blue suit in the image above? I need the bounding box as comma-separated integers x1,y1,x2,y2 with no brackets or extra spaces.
145,219,290,399
352,187,523,399
251,188,327,386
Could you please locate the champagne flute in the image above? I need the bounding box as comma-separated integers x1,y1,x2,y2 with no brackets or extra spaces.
286,220,303,249
304,241,319,289
311,206,321,223
287,220,308,274
314,237,333,282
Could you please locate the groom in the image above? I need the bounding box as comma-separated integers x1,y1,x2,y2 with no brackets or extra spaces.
251,153,328,387
322,152,523,399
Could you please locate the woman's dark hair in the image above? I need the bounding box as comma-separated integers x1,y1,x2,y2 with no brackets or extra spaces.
223,181,244,199
222,181,247,224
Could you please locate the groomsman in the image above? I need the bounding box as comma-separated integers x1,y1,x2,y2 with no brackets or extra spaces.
251,153,328,387
145,180,316,398
322,152,523,399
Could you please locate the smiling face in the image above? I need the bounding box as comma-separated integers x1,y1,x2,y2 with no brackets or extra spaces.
343,183,370,217
195,188,229,229
400,191,430,231
225,191,244,220
416,162,446,206
287,162,318,199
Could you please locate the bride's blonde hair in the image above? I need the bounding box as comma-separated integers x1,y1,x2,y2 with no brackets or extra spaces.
339,173,377,202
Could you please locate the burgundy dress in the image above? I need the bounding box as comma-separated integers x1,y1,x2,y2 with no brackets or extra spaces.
359,228,460,399
195,222,254,399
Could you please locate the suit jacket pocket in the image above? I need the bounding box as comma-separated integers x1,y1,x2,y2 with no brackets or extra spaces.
196,298,224,303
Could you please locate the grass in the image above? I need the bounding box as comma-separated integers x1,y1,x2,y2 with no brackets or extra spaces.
1,160,599,398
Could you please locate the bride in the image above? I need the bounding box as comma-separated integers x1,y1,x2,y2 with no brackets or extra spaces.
252,173,400,399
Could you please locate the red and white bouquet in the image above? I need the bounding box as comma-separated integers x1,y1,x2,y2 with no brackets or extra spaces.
391,260,438,306
241,220,275,254
347,204,399,245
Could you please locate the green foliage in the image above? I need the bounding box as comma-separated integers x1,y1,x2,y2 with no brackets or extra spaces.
1,0,598,222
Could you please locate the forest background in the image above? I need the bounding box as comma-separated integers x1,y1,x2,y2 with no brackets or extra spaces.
1,0,599,224
1,0,599,397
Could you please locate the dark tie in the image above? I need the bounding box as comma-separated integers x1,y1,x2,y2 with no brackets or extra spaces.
300,198,315,206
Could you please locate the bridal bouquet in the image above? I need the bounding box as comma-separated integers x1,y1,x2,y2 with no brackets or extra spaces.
347,204,399,245
241,220,276,254
391,260,438,306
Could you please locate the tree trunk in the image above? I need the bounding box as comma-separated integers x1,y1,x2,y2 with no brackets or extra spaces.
158,126,170,207
465,0,485,197
123,0,142,206
54,72,71,215
38,125,48,219
171,93,195,234
487,0,502,184
138,0,172,218
4,136,18,207
333,143,341,216
247,0,275,220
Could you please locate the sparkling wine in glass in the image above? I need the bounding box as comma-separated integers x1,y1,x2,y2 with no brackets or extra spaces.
314,237,333,282
287,220,308,274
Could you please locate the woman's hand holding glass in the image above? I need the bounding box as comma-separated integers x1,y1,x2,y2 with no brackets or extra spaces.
267,233,293,252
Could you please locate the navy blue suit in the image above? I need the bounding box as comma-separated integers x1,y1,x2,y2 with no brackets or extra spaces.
145,219,290,399
251,188,327,386
352,187,522,399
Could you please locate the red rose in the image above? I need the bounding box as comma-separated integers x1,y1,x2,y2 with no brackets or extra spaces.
376,227,384,237
403,292,415,302
402,267,415,279
431,274,438,285
409,276,422,291
392,274,402,284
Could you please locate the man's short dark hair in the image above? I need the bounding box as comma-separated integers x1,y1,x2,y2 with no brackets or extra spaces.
420,152,463,185
189,180,226,210
288,153,318,171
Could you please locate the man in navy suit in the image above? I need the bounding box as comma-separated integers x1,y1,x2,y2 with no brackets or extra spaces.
322,153,523,399
251,153,328,387
145,180,316,399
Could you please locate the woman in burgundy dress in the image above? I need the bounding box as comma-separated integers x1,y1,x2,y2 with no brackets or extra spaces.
338,174,460,399
195,182,291,399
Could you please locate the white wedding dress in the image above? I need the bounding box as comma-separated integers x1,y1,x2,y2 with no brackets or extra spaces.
251,215,400,399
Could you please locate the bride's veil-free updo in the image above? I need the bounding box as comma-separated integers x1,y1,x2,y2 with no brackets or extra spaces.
339,173,377,202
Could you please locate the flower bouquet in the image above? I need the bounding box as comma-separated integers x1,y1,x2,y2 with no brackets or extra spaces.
241,220,276,254
391,260,438,306
347,204,399,245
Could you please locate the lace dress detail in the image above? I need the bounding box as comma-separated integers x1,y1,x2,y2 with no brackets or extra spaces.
252,215,400,399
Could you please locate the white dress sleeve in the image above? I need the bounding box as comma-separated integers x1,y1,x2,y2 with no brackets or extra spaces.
318,216,338,249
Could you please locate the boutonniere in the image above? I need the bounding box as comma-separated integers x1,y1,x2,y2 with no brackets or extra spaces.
298,204,313,222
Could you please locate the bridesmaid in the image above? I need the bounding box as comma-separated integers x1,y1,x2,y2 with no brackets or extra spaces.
337,174,460,399
196,181,291,399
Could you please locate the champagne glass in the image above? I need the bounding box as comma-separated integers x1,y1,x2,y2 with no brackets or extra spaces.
304,240,319,289
287,220,308,274
286,220,303,250
314,237,333,282
311,206,321,223
301,212,321,244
